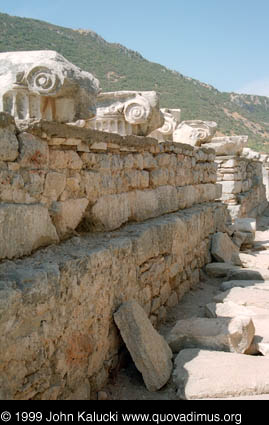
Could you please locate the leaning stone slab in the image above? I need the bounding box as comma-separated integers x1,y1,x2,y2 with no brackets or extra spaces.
211,232,239,264
0,203,59,260
220,280,269,292
173,349,269,399
214,287,269,310
114,300,173,392
205,263,240,277
166,316,254,354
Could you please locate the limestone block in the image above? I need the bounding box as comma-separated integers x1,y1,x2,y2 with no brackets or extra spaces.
89,193,131,231
87,91,163,136
211,232,239,264
220,158,238,168
232,231,247,248
166,316,254,354
113,300,173,391
234,218,256,234
173,349,269,399
0,112,19,161
0,203,59,259
220,280,269,292
173,120,217,146
227,268,269,281
51,198,89,237
203,136,248,156
238,252,269,269
205,263,240,277
18,132,49,168
221,180,242,194
43,172,66,200
205,301,269,319
247,316,269,356
214,287,269,310
0,50,100,122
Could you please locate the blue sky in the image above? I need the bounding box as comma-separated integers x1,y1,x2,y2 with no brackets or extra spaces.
1,0,269,95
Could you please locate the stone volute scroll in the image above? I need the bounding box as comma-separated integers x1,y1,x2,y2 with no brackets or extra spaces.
0,50,100,124
149,108,181,142
173,120,217,146
85,90,164,136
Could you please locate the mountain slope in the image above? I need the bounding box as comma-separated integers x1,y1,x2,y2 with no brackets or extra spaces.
1,12,269,152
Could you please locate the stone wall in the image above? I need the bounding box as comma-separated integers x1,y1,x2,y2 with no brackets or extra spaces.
0,202,226,400
0,113,221,260
216,155,268,219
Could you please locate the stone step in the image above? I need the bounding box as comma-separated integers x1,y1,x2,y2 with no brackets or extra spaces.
227,268,269,281
205,263,269,280
166,316,254,354
205,300,269,319
220,279,269,292
173,349,269,399
205,263,240,277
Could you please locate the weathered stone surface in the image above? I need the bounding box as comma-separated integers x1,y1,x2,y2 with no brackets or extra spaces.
0,112,19,161
227,268,269,281
114,300,173,391
211,232,239,264
149,108,181,142
173,349,269,399
43,172,66,200
234,218,256,234
18,132,49,168
51,198,89,237
232,231,247,248
166,316,254,354
238,252,269,269
173,120,217,146
245,316,269,356
205,262,240,277
214,287,269,310
88,185,221,232
87,91,163,137
221,180,242,194
0,203,59,259
204,136,248,156
220,280,269,292
0,50,100,122
205,300,269,319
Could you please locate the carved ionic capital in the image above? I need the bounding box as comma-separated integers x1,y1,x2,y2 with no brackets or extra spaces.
86,91,163,136
0,50,100,123
148,108,181,142
173,120,217,146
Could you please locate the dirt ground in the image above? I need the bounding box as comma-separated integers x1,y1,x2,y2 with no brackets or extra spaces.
101,207,269,400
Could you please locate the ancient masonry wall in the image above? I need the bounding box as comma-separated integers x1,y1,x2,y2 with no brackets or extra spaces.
0,112,228,399
216,156,268,219
0,114,221,260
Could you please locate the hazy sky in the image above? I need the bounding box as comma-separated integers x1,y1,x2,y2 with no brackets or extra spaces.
1,0,269,96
